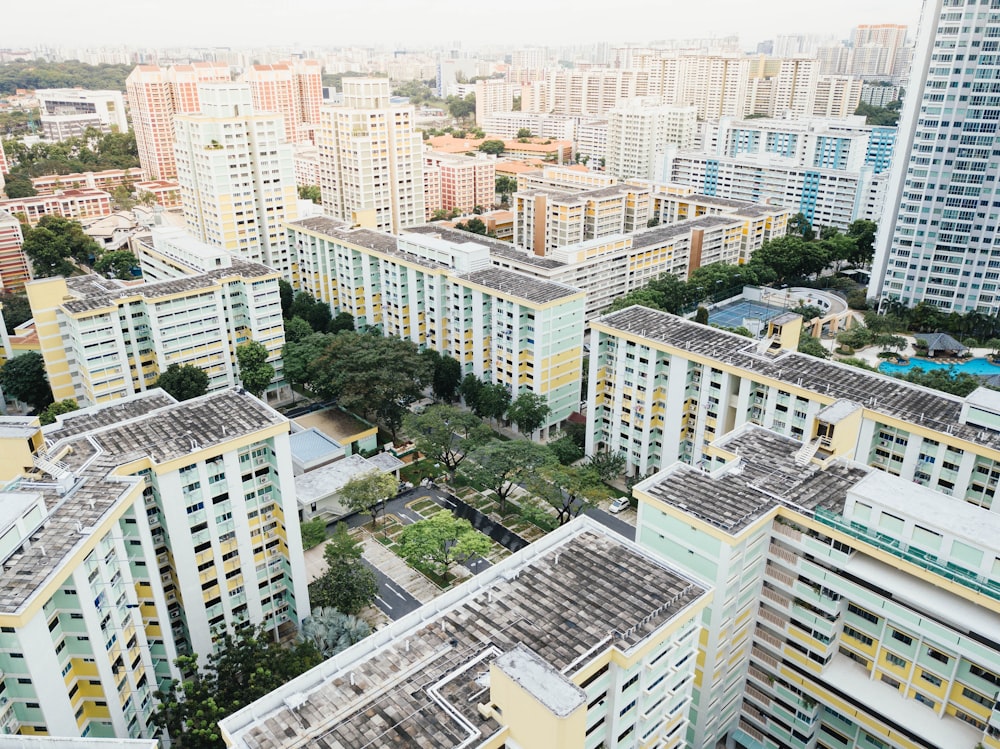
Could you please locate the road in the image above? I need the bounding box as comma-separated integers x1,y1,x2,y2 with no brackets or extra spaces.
585,507,636,541
361,559,423,620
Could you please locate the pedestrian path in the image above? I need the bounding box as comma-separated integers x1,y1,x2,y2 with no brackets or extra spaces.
356,532,442,604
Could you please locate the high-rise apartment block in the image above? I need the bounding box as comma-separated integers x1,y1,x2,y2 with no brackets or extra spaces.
316,78,425,234
424,152,496,217
0,389,308,740
221,518,709,748
0,209,30,293
126,62,231,181
287,217,585,433
0,139,8,175
850,23,909,79
174,83,298,278
605,101,696,180
242,60,323,144
474,78,514,125
27,235,286,407
874,0,1000,313
35,89,128,141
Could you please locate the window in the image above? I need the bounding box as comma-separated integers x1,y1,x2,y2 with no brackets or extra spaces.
891,630,913,646
884,652,907,668
927,648,950,665
847,603,879,624
843,626,874,646
914,692,936,709
920,671,942,687
962,686,994,706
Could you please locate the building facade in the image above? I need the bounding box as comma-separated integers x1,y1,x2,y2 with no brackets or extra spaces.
424,152,496,216
26,248,286,407
316,78,425,234
474,79,514,125
0,209,30,293
173,83,298,279
242,60,323,144
0,189,112,227
0,390,308,741
605,101,697,181
35,89,128,141
873,0,1000,313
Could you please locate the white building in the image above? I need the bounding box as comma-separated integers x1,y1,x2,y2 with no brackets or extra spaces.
35,89,128,140
173,83,298,279
474,79,514,125
873,0,1000,313
316,78,425,234
605,101,697,180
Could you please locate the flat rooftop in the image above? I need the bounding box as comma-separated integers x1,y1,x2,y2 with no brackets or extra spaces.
221,519,707,749
637,426,870,534
458,267,583,304
288,217,452,271
598,306,1000,451
406,224,568,270
630,214,740,249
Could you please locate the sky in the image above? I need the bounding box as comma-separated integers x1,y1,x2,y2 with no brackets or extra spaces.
7,0,924,50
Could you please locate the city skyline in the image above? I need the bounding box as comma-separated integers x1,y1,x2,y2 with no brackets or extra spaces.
6,0,922,50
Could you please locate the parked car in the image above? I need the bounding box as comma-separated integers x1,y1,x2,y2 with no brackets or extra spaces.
608,497,630,514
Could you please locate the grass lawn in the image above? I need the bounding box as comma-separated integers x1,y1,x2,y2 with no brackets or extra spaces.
399,459,444,485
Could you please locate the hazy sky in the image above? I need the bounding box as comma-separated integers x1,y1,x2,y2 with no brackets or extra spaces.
7,0,924,49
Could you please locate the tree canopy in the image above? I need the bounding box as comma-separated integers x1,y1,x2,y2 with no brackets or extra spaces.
299,607,370,659
93,249,137,279
464,439,553,513
236,341,275,397
0,60,133,95
478,139,505,155
340,470,398,527
155,363,209,401
506,391,551,434
21,215,101,278
403,404,492,473
0,293,32,334
38,398,78,426
0,351,53,412
307,523,377,615
396,510,492,580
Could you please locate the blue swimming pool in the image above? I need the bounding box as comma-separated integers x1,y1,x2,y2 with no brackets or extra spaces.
878,357,1000,376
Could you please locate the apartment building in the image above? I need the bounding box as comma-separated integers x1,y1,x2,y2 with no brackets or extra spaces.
0,189,112,227
631,420,1000,749
474,78,514,125
242,60,323,144
512,183,651,256
0,210,30,293
424,152,496,216
873,0,1000,313
850,23,909,79
174,83,298,279
515,166,618,193
522,69,654,116
812,76,864,118
220,517,710,749
575,120,608,166
30,169,145,196
26,245,286,407
125,62,231,181
605,101,697,181
0,139,8,176
0,389,308,741
480,113,578,141
411,194,787,321
316,78,424,234
35,89,128,141
587,307,1000,512
286,216,585,432
860,83,903,107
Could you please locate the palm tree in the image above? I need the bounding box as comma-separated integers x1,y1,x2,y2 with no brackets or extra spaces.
299,607,371,658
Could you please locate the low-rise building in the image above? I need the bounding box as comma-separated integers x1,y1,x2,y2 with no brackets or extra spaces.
0,390,308,740
0,189,112,227
30,169,146,196
35,89,128,141
220,517,710,749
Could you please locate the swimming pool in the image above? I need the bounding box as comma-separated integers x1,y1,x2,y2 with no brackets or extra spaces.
878,357,1000,376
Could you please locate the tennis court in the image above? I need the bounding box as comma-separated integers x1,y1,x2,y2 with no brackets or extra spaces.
708,300,787,330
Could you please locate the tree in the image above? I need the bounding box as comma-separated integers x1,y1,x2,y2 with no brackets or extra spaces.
846,219,878,265
308,523,377,614
495,175,518,201
478,139,506,155
455,217,487,235
797,332,829,359
278,279,294,318
465,439,554,513
894,367,981,397
0,352,53,412
298,185,321,204
284,316,314,343
855,102,899,126
516,127,533,139
110,184,135,210
749,235,830,284
506,391,551,435
311,331,433,437
459,373,484,413
152,626,323,749
299,607,370,658
530,464,609,525
38,398,78,425
21,215,101,277
787,212,816,241
235,341,274,398
3,174,36,198
155,363,209,401
396,510,492,580
281,332,330,393
446,92,476,119
474,381,511,424
299,518,327,549
694,306,709,325
430,353,462,401
404,405,493,473
340,470,398,528
0,293,32,334
330,311,356,334
548,435,585,465
586,450,626,482
93,249,137,279
306,301,332,334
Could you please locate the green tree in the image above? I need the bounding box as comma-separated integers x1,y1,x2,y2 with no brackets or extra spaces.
495,174,518,201
93,249,137,279
155,363,209,401
846,219,878,265
38,398,79,426
340,470,398,528
0,293,32,334
152,626,323,749
297,185,321,204
547,435,585,465
797,332,829,359
515,127,533,139
428,351,462,401
396,510,492,580
0,61,133,96
895,367,981,397
330,311,356,334
278,279,294,318
281,332,330,393
235,341,275,398
455,217,487,235
465,439,554,513
474,381,511,424
0,352,53,412
284,316,314,343
299,607,370,658
459,373,484,412
787,212,816,241
110,184,136,210
586,450,626,482
2,174,36,198
308,523,377,615
530,463,609,525
478,139,506,155
694,306,709,325
446,93,476,119
21,215,101,277
311,331,432,437
749,235,830,284
855,102,899,126
403,405,493,473
506,391,551,435
306,301,332,334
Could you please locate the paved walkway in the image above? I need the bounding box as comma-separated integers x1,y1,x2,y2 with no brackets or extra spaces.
356,532,442,604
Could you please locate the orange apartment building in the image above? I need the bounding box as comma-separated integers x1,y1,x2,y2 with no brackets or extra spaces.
0,209,30,292
242,60,323,143
424,151,496,216
0,188,112,226
30,168,145,195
